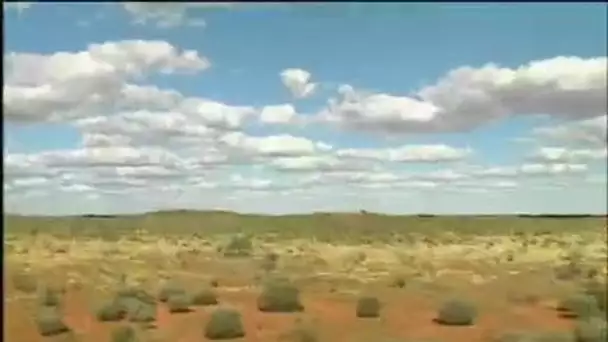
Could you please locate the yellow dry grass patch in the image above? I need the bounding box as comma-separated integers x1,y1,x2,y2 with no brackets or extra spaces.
4,229,606,300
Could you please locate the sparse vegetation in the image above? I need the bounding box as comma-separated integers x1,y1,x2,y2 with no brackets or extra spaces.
190,288,219,306
204,308,246,340
167,293,191,313
109,286,158,323
127,301,157,323
157,281,187,302
261,252,280,273
11,271,38,293
36,307,70,337
4,211,607,341
554,262,586,281
436,299,477,326
582,280,607,313
223,234,254,257
96,299,127,322
356,296,381,318
38,285,62,307
390,276,407,289
557,294,602,319
116,286,157,306
258,277,304,313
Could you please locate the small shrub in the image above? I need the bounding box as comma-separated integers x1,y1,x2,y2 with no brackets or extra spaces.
257,277,304,313
261,252,280,272
127,302,156,323
112,286,157,322
436,299,477,326
585,268,600,279
36,307,70,337
157,282,187,302
223,235,253,257
38,286,61,307
96,299,126,322
557,294,602,319
12,271,38,293
574,317,607,342
356,296,381,318
167,294,191,313
190,288,218,306
554,262,585,281
390,275,407,288
204,308,246,340
583,281,607,313
116,286,156,305
353,251,367,264
111,325,138,342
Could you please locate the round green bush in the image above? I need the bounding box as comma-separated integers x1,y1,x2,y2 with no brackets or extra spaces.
167,294,191,313
190,288,219,306
96,299,126,322
115,286,156,305
38,286,61,307
583,281,607,313
36,307,70,337
557,294,602,319
260,252,280,272
574,317,607,342
204,308,246,340
391,277,407,289
436,299,477,326
356,296,381,318
157,282,187,303
257,278,304,313
111,286,157,323
127,302,156,323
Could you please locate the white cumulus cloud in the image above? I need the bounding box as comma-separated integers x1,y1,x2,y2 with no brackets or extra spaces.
280,68,317,99
4,40,209,122
336,144,472,163
314,56,607,134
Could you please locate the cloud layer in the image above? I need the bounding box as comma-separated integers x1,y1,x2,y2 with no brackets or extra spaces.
4,5,607,215
315,57,606,134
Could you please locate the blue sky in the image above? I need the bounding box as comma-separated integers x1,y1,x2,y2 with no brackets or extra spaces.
4,3,607,215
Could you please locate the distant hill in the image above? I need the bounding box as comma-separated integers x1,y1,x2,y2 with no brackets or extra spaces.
4,209,607,219
3,210,605,239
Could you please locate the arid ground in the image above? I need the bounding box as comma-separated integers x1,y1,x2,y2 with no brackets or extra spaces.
4,211,607,342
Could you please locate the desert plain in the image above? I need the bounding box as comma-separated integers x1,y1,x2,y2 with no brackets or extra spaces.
4,211,607,342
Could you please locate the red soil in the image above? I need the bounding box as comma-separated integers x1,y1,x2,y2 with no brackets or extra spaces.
5,287,574,342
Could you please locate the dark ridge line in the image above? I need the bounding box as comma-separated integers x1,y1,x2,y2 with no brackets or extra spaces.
3,210,607,220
